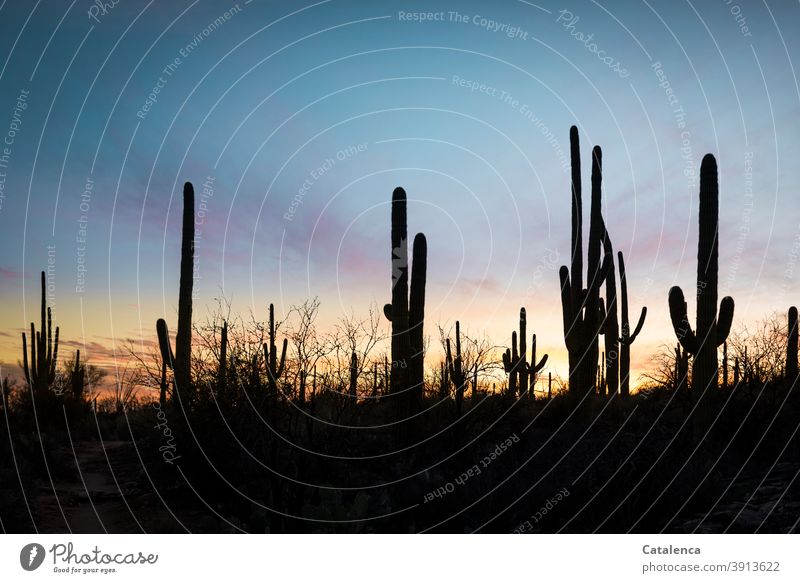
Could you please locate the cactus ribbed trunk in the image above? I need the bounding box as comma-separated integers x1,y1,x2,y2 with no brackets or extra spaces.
349,352,358,397
409,233,427,404
174,182,194,403
694,156,720,395
787,306,798,380
389,187,410,394
601,225,619,396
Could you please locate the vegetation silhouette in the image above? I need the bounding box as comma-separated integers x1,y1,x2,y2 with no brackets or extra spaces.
1,127,799,533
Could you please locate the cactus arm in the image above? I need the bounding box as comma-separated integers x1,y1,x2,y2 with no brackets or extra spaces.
716,296,735,346
277,338,288,378
50,326,59,382
31,327,38,387
668,286,698,354
628,307,647,343
22,331,31,386
383,304,392,321
534,354,549,372
156,319,174,368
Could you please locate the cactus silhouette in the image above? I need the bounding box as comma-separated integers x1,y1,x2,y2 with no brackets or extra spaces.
383,187,427,407
219,320,228,391
787,306,798,380
70,350,85,400
722,340,729,389
559,127,608,396
446,321,467,417
21,271,59,396
349,351,358,397
668,155,734,401
156,318,173,407
502,308,548,397
617,252,647,397
155,182,195,406
600,224,619,397
263,303,288,394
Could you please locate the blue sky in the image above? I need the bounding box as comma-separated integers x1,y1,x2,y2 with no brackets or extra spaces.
0,0,798,384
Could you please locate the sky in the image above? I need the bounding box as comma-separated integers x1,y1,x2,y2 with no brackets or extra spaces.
0,0,798,389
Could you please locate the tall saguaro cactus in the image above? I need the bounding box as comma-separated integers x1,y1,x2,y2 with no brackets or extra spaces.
384,187,427,405
503,308,548,397
559,127,607,396
668,155,734,399
156,182,195,406
787,306,798,380
264,303,288,394
446,321,467,417
174,182,195,400
21,271,59,395
617,252,647,397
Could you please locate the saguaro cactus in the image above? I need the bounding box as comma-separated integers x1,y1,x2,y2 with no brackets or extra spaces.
502,308,548,397
559,127,608,396
786,306,798,380
174,182,194,400
263,303,288,394
617,252,647,397
384,188,427,404
155,183,195,406
446,321,467,417
70,350,86,400
349,351,358,397
668,155,734,398
218,320,228,392
21,271,59,396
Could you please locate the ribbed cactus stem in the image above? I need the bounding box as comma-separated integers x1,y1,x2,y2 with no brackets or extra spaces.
387,187,409,395
409,233,427,402
601,222,619,397
519,310,528,395
156,318,173,407
787,306,798,380
174,182,194,402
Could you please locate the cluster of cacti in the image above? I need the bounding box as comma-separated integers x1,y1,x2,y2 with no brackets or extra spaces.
263,303,288,394
383,187,427,409
21,271,59,396
445,321,467,416
156,182,195,406
559,127,609,396
617,252,647,396
668,155,735,398
786,306,798,380
502,308,548,397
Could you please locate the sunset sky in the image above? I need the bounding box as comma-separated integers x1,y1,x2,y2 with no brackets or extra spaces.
0,0,798,390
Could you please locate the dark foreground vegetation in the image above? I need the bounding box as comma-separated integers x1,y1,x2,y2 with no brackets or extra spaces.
1,127,799,533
